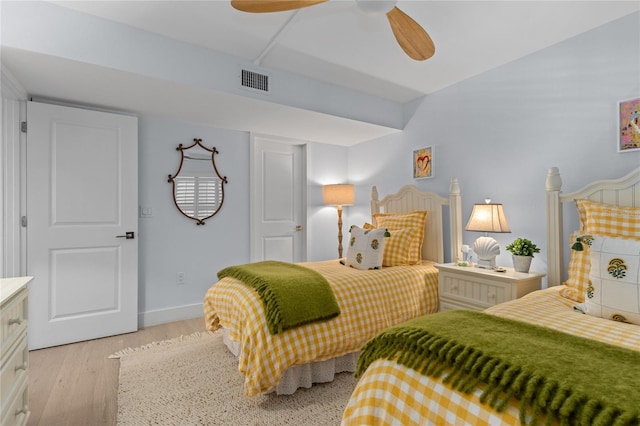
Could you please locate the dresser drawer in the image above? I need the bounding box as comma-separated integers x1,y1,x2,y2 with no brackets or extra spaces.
1,335,28,410
0,287,28,364
0,278,30,426
1,374,29,426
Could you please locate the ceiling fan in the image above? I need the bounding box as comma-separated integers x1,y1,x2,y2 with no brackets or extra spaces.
230,0,435,61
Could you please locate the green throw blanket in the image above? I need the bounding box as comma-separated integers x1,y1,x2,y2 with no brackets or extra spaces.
357,310,640,426
217,261,340,335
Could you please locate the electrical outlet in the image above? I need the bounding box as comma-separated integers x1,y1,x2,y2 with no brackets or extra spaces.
177,272,185,285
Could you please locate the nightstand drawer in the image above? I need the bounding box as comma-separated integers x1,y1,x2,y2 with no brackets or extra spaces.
440,275,511,308
436,263,544,311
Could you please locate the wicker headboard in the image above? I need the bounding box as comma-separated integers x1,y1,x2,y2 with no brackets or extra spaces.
370,177,462,264
546,166,640,286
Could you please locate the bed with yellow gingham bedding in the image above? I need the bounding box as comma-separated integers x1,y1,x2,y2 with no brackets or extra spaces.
204,259,439,396
341,286,640,425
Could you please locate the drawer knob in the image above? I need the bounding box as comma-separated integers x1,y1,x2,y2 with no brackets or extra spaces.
488,293,496,300
15,362,27,372
8,317,23,326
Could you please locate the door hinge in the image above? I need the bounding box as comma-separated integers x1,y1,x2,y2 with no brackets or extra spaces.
20,121,27,133
21,216,27,227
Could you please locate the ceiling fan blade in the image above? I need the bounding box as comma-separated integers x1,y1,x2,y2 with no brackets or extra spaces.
231,0,327,13
386,6,435,61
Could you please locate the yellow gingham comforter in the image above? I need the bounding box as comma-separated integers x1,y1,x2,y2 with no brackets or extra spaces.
342,286,640,425
204,259,439,396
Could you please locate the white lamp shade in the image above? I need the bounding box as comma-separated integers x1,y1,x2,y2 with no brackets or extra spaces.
323,184,354,206
465,201,510,269
465,203,511,233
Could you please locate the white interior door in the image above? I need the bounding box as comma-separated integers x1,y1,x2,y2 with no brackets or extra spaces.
251,135,306,263
26,101,138,350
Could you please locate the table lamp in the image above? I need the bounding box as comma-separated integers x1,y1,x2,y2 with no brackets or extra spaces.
323,184,355,258
465,198,511,269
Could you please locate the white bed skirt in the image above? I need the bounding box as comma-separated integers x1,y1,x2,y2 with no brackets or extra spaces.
222,329,358,395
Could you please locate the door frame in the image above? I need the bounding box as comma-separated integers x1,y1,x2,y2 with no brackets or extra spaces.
1,67,28,278
249,133,307,263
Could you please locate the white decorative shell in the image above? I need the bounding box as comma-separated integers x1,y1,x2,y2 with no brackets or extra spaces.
473,237,501,260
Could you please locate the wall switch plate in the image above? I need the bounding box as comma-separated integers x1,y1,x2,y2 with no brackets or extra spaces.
177,272,185,285
139,205,154,218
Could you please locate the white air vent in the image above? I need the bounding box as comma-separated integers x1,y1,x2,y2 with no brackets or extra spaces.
241,69,269,93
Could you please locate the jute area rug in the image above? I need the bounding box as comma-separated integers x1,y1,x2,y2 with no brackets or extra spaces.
110,330,358,425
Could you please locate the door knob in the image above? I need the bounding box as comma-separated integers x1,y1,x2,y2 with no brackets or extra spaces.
296,225,303,231
116,231,135,239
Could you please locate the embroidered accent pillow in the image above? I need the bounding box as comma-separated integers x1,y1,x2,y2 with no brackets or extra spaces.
579,235,640,325
562,200,640,302
372,210,427,264
346,226,389,270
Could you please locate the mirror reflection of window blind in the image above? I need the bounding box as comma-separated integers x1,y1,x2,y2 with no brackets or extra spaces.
175,176,223,219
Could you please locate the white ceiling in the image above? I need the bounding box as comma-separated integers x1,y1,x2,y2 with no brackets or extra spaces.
3,1,639,145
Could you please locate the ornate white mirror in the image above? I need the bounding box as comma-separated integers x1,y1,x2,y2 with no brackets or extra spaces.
168,138,228,225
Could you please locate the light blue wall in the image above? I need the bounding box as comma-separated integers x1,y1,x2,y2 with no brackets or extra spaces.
306,142,350,261
348,12,640,282
137,117,250,314
137,118,348,315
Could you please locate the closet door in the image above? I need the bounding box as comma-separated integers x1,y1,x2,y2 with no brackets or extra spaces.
250,135,306,263
26,101,138,349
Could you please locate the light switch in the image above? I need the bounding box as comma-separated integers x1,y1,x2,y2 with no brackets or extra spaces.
140,206,154,218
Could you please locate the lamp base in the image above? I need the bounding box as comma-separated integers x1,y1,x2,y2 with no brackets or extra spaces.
475,258,496,269
473,236,501,270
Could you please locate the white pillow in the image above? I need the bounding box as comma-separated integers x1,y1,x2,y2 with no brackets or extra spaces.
346,225,389,270
580,235,640,325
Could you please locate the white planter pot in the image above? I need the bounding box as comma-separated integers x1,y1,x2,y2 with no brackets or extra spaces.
512,255,533,273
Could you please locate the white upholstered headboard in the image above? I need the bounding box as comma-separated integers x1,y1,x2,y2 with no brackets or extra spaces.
370,177,463,264
546,166,640,286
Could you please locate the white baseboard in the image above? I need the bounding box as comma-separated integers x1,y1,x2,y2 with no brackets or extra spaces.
138,303,203,328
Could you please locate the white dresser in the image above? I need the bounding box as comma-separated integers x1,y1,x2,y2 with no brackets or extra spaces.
1,277,32,426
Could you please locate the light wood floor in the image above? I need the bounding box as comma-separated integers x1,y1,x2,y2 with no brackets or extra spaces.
26,317,205,426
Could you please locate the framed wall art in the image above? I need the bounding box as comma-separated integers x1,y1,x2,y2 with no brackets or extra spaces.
413,146,433,179
618,97,640,152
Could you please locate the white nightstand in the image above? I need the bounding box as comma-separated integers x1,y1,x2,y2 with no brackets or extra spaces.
435,263,544,311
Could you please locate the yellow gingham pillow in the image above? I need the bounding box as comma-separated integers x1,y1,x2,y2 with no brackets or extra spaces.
562,200,640,302
363,224,420,266
382,228,420,266
372,211,427,264
577,199,640,238
561,231,591,302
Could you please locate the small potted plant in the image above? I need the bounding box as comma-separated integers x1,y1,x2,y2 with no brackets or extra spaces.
505,237,540,273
